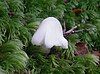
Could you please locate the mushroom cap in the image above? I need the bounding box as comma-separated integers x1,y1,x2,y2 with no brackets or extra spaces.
32,17,68,49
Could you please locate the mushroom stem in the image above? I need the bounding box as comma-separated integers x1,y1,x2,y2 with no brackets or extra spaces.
46,46,56,57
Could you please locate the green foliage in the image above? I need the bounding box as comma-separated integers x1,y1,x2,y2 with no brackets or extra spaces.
0,0,100,74
0,39,29,71
74,54,100,74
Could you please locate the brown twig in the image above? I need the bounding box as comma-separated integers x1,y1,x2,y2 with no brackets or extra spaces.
64,26,95,36
63,21,66,33
63,26,77,36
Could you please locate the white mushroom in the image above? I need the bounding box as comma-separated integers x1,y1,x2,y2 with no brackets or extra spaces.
31,17,68,49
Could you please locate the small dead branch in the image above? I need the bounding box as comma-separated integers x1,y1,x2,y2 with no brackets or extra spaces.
64,26,95,36
63,26,77,36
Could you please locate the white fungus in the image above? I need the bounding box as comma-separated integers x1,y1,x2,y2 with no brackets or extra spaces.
32,17,68,49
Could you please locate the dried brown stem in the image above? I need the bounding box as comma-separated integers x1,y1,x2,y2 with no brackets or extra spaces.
64,26,95,36
63,26,77,35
